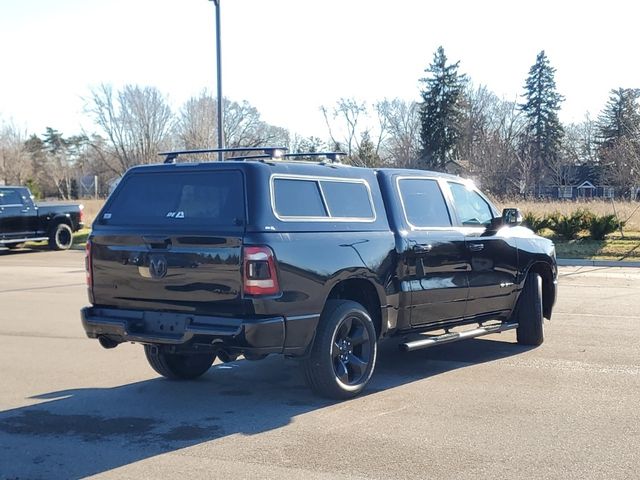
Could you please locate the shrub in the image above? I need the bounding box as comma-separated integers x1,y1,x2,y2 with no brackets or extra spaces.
522,211,549,234
547,208,593,240
588,214,623,240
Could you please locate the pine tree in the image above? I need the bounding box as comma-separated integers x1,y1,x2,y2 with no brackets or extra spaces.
519,51,564,185
597,88,640,149
419,46,467,171
597,88,640,197
353,131,381,167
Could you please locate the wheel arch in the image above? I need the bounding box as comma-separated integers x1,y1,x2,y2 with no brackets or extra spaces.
525,261,555,319
325,278,385,338
48,214,73,233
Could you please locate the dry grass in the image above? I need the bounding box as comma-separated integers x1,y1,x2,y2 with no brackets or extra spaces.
497,199,640,231
78,199,105,226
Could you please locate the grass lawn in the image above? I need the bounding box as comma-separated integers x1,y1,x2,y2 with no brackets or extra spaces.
551,232,640,260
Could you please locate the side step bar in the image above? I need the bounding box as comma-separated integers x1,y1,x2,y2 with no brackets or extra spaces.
400,322,519,352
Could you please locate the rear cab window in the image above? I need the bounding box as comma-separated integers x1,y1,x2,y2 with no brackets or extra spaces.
0,188,26,207
99,170,245,229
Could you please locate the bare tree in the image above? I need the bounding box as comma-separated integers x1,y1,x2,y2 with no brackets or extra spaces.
321,98,368,157
175,91,217,149
602,136,640,198
375,99,421,167
86,84,173,174
175,92,289,153
462,86,526,196
0,121,31,185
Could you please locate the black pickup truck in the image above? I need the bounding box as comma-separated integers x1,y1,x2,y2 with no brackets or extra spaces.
81,148,557,399
0,186,84,250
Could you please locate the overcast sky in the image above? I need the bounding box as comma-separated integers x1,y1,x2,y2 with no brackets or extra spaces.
1,0,638,139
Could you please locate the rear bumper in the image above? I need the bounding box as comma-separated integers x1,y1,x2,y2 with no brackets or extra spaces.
81,306,285,354
81,306,319,356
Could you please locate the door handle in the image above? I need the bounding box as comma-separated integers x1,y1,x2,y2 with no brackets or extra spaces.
413,243,433,253
468,243,484,252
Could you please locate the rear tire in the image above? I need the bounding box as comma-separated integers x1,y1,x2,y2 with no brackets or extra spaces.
144,345,216,380
303,300,377,399
48,223,73,250
515,272,544,346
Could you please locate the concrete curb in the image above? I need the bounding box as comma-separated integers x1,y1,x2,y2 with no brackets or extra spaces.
557,258,640,268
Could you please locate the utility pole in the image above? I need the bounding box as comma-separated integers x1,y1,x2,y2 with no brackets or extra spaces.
209,0,224,161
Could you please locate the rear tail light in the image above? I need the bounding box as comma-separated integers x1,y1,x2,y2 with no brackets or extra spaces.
79,204,84,224
243,246,280,296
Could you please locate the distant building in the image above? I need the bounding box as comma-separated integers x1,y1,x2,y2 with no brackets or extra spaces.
536,165,618,200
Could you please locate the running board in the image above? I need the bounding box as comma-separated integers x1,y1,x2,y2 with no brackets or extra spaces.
399,322,519,352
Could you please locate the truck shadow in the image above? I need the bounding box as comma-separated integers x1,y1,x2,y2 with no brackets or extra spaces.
0,245,50,255
0,337,532,479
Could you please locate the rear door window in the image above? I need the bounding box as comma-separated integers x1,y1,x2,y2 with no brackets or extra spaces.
397,178,452,228
100,170,245,229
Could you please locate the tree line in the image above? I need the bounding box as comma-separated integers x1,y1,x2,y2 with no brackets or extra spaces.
1,47,638,199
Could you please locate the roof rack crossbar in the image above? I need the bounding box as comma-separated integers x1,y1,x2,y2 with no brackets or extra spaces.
159,147,288,163
284,152,346,163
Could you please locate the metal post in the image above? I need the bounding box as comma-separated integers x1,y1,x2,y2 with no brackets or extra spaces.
210,0,224,161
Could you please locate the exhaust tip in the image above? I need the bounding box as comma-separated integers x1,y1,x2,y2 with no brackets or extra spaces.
98,336,119,349
217,350,239,363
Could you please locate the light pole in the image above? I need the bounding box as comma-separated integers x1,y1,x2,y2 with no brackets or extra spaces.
209,0,224,161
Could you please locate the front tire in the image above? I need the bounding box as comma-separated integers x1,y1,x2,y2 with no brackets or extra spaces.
144,345,216,380
303,300,377,399
48,223,73,250
515,272,544,346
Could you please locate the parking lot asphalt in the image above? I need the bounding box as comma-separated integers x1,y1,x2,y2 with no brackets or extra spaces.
0,249,638,479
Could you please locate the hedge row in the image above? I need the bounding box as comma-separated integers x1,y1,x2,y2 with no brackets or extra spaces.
522,209,624,240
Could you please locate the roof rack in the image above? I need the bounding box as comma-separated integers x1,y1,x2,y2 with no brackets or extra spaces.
158,147,347,165
159,147,287,163
284,152,346,163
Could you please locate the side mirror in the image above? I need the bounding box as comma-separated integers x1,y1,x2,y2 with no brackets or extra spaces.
502,208,523,226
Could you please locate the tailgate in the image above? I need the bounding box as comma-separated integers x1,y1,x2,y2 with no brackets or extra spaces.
91,232,243,314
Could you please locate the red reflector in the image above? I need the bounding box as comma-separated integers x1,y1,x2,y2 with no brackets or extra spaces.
85,240,93,288
243,246,280,296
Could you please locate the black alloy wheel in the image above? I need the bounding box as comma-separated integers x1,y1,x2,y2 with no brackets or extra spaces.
332,313,373,386
304,300,378,399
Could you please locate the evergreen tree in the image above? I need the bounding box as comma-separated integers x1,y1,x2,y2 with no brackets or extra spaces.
519,50,564,185
597,88,640,149
353,131,381,167
419,46,467,171
597,88,640,197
